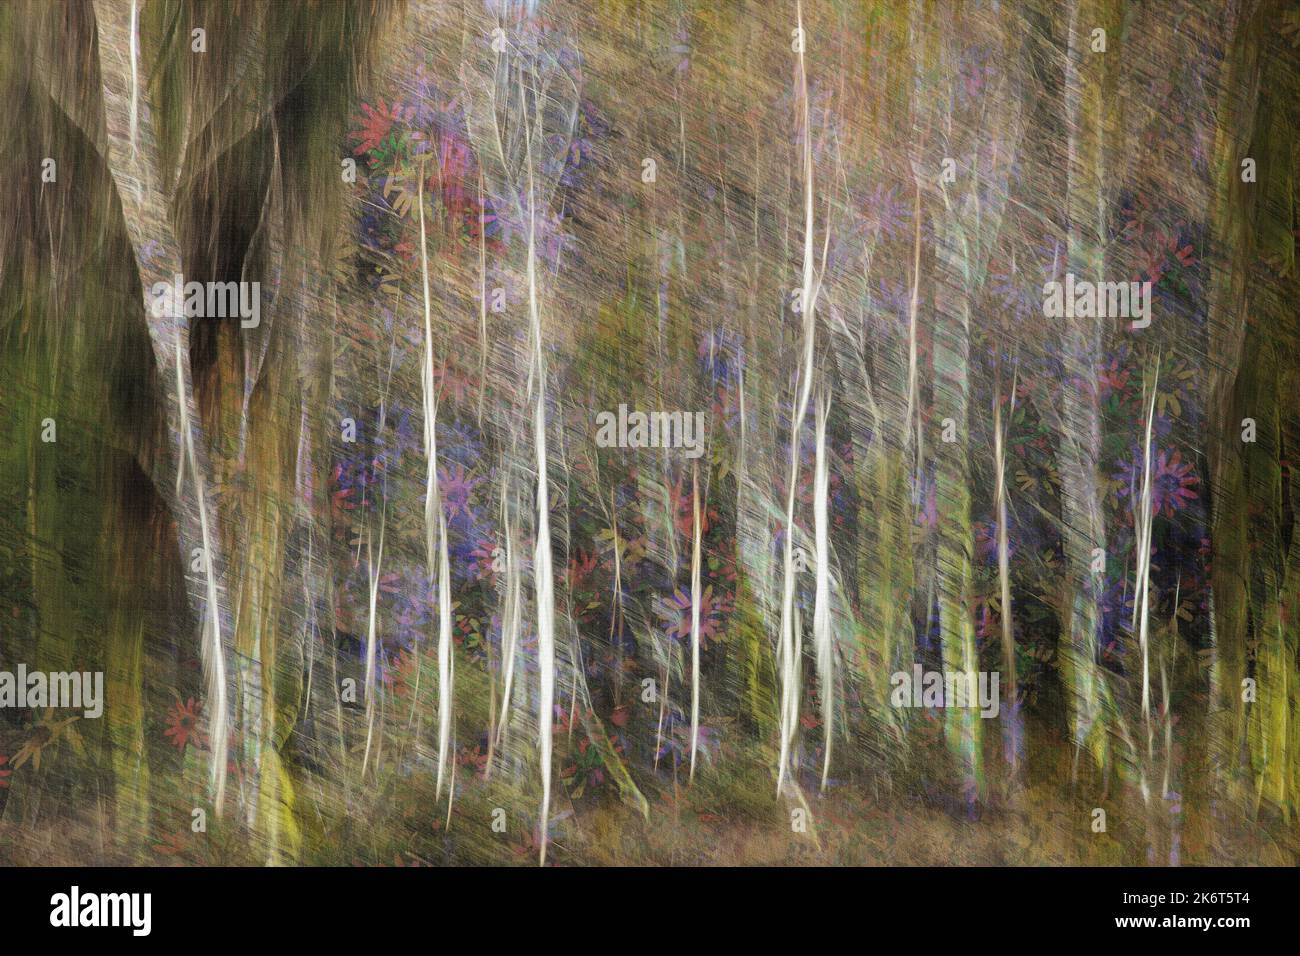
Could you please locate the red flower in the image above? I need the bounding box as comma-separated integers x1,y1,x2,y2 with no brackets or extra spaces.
667,476,718,539
350,101,401,156
1152,448,1200,517
1098,356,1132,400
164,698,206,753
567,549,598,589
153,832,187,856
330,464,357,523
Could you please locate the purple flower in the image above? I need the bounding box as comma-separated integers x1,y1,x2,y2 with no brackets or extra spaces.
862,184,912,243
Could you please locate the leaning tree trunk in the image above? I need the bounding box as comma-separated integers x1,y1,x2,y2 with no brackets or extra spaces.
92,0,235,817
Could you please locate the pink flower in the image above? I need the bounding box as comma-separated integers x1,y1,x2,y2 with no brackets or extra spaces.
659,585,734,646
437,464,481,518
1115,447,1199,517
